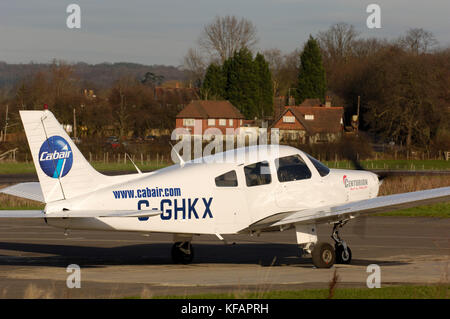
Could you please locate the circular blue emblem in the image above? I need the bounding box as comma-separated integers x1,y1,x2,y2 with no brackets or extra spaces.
38,136,73,178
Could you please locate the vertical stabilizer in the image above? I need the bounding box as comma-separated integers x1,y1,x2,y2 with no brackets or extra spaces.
20,110,111,203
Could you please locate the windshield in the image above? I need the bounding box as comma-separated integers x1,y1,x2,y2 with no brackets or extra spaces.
306,154,330,177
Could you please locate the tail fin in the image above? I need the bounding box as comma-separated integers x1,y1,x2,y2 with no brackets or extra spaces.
20,110,111,203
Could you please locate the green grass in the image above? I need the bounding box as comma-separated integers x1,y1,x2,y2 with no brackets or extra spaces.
322,159,450,170
1,159,449,175
0,161,170,175
128,285,449,299
0,205,44,210
91,161,169,173
376,202,450,218
0,162,36,174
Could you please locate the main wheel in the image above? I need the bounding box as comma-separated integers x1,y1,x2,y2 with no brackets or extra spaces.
311,242,335,268
171,242,194,264
335,244,352,264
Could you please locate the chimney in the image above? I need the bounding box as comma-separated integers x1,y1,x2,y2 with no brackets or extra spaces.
288,96,295,106
325,96,331,107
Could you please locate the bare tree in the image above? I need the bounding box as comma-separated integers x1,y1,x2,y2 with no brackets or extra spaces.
398,28,438,54
263,48,300,97
182,48,206,88
198,15,258,63
352,38,388,58
317,23,359,62
263,49,284,96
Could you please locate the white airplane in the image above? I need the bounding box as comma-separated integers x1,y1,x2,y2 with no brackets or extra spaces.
1,110,449,268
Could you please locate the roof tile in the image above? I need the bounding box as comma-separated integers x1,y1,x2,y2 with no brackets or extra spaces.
176,100,245,119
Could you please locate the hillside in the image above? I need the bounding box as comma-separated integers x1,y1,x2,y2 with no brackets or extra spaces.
0,61,187,89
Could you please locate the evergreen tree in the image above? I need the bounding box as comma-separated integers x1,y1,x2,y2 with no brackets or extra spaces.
297,35,327,103
201,64,225,100
254,53,274,117
223,48,259,119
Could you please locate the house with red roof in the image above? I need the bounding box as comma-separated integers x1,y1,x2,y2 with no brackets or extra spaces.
175,100,245,137
271,98,344,143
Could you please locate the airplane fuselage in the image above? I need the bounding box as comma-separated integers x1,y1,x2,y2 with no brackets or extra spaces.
45,146,380,235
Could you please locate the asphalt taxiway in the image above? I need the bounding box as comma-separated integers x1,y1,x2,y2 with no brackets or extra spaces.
0,216,448,298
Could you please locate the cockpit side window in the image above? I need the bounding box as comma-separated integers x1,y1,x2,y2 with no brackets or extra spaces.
306,154,330,177
244,161,272,187
275,155,312,182
215,170,238,187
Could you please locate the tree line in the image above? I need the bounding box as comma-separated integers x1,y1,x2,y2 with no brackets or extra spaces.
0,62,196,140
184,17,449,151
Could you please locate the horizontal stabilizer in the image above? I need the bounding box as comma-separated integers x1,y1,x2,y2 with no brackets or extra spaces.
0,209,161,218
45,209,162,218
0,210,44,218
0,182,44,203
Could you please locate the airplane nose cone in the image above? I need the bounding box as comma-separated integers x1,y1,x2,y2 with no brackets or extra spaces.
376,174,383,186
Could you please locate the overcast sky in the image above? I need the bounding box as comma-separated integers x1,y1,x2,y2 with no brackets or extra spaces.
0,1,449,66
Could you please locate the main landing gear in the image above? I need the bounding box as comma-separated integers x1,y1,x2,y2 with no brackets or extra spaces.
171,234,195,264
296,221,352,268
171,241,194,264
311,242,335,268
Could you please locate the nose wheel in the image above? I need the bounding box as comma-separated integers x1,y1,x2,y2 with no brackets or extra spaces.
335,243,352,264
171,241,194,264
331,221,352,264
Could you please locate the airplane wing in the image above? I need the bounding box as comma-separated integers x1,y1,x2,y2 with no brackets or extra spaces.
0,210,161,218
0,182,44,203
251,186,450,229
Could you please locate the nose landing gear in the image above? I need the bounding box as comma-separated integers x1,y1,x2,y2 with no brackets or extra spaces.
331,221,352,264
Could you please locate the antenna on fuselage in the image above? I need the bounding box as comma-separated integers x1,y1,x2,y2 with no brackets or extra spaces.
170,142,185,168
125,153,142,174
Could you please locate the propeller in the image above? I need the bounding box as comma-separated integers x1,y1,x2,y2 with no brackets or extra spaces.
342,141,387,239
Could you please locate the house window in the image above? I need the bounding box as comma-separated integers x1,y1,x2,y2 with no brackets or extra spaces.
305,114,314,120
183,118,195,126
219,119,227,126
283,116,295,123
208,119,215,126
229,119,233,126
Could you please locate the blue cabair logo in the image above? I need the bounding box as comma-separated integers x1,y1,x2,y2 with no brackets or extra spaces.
38,136,73,178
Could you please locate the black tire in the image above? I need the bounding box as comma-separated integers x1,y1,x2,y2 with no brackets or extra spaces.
335,244,352,264
311,242,335,268
171,242,194,264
